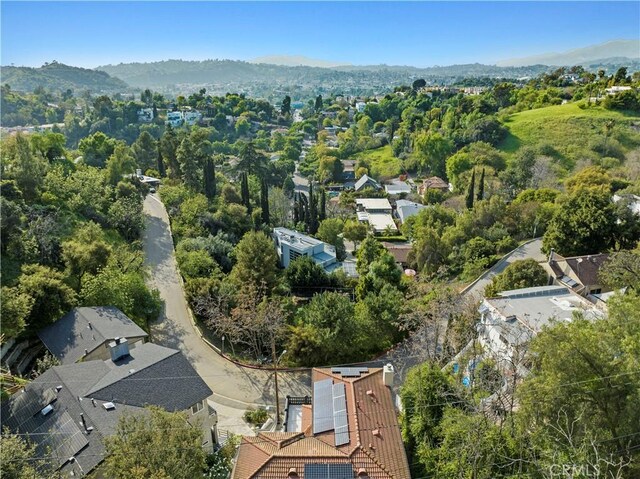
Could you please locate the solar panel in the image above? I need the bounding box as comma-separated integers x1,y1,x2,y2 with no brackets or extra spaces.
31,411,89,467
332,383,349,446
313,379,334,434
330,367,369,378
304,463,354,479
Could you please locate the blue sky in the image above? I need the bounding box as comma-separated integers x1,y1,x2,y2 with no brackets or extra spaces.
1,1,638,68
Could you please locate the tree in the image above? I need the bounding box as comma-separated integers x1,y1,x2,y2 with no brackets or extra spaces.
314,95,323,113
281,95,291,116
1,134,48,200
1,428,52,479
0,287,34,339
412,78,427,91
132,131,158,172
108,196,145,241
260,179,270,225
230,230,279,293
465,168,476,209
542,189,618,256
106,143,137,185
160,124,181,178
356,236,385,275
477,167,485,201
104,406,207,479
240,172,252,213
156,139,166,177
18,264,77,332
413,131,453,178
485,259,548,297
62,222,112,289
237,141,266,178
203,157,217,201
307,182,319,234
343,220,368,251
317,218,346,261
599,249,640,290
79,131,117,168
285,256,330,291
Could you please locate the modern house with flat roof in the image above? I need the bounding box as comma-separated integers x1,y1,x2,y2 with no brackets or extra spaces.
273,227,337,269
1,341,218,478
232,365,410,479
384,179,411,196
478,286,602,364
355,198,398,234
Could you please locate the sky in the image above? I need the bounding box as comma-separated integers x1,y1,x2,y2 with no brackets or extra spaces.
1,1,639,68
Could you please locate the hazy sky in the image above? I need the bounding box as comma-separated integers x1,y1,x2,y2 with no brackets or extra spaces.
2,1,639,68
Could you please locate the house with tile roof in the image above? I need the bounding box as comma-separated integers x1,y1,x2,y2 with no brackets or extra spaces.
38,306,148,365
0,341,218,478
417,176,450,196
232,365,410,479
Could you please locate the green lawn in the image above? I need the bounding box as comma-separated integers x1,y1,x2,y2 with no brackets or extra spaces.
498,103,640,155
353,145,404,179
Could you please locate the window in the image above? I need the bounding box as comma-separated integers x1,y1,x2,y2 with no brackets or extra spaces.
191,401,203,414
590,288,602,295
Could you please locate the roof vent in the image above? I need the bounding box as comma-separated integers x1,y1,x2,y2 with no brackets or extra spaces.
288,468,298,477
56,385,62,392
357,468,368,477
372,428,381,437
103,402,116,411
366,390,374,397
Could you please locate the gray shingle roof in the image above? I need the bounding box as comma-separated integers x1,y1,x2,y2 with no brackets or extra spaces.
354,174,380,191
38,307,148,365
1,343,212,476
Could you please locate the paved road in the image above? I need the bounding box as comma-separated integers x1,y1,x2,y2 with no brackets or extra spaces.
142,194,311,432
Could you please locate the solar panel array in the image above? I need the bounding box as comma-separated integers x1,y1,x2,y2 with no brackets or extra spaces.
31,411,89,467
304,463,354,479
312,379,334,434
332,382,349,446
330,367,369,378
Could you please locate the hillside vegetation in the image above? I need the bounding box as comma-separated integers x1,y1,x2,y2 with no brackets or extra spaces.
2,62,129,93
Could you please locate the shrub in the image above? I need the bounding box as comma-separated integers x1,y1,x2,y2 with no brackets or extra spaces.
243,408,269,426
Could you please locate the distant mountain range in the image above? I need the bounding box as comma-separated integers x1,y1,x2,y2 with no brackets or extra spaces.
250,55,351,68
496,39,639,67
1,61,128,93
1,39,638,95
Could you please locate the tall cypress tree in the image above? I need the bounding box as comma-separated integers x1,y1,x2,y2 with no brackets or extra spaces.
319,188,326,221
203,158,216,200
261,179,270,226
308,183,318,234
465,169,476,209
293,194,300,224
477,168,485,202
156,140,166,178
241,172,252,214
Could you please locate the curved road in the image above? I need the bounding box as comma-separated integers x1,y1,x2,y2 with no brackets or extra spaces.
142,195,311,432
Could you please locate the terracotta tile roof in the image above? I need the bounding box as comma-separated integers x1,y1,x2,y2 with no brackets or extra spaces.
233,368,410,479
301,404,313,435
419,176,449,191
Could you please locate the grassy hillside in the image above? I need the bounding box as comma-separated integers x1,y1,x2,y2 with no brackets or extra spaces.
353,145,404,179
499,103,640,155
2,62,129,93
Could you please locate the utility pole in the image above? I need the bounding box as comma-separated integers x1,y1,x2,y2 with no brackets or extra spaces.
272,345,287,429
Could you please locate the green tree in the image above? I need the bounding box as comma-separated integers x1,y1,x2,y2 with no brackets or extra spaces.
285,256,330,291
156,139,166,177
203,157,217,201
108,196,144,241
0,287,34,339
230,230,279,293
484,259,548,297
317,218,346,261
104,406,207,479
1,134,48,200
106,143,137,185
465,168,475,209
62,222,112,289
542,189,618,256
599,249,640,290
413,131,453,177
240,172,251,213
314,95,323,113
18,264,77,332
260,179,270,225
160,124,181,178
356,236,385,275
281,95,291,116
132,130,158,172
343,220,368,251
0,428,52,479
477,167,485,201
79,131,117,168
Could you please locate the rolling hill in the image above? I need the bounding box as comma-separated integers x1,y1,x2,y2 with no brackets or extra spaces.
1,61,129,93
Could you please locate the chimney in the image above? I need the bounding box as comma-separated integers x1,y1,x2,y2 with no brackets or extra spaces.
548,248,555,263
80,413,87,430
383,363,394,388
109,337,130,362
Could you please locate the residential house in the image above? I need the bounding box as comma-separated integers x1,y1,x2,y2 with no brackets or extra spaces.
232,365,411,479
355,101,366,113
0,340,217,478
384,179,411,196
137,108,154,123
354,174,381,192
543,251,611,297
395,200,428,224
478,286,602,365
341,160,356,181
166,111,184,127
417,176,450,196
382,242,413,268
273,227,337,270
38,306,148,365
356,198,398,234
605,86,632,95
184,110,202,126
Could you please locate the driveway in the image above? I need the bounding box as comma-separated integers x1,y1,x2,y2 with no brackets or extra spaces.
142,194,311,434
